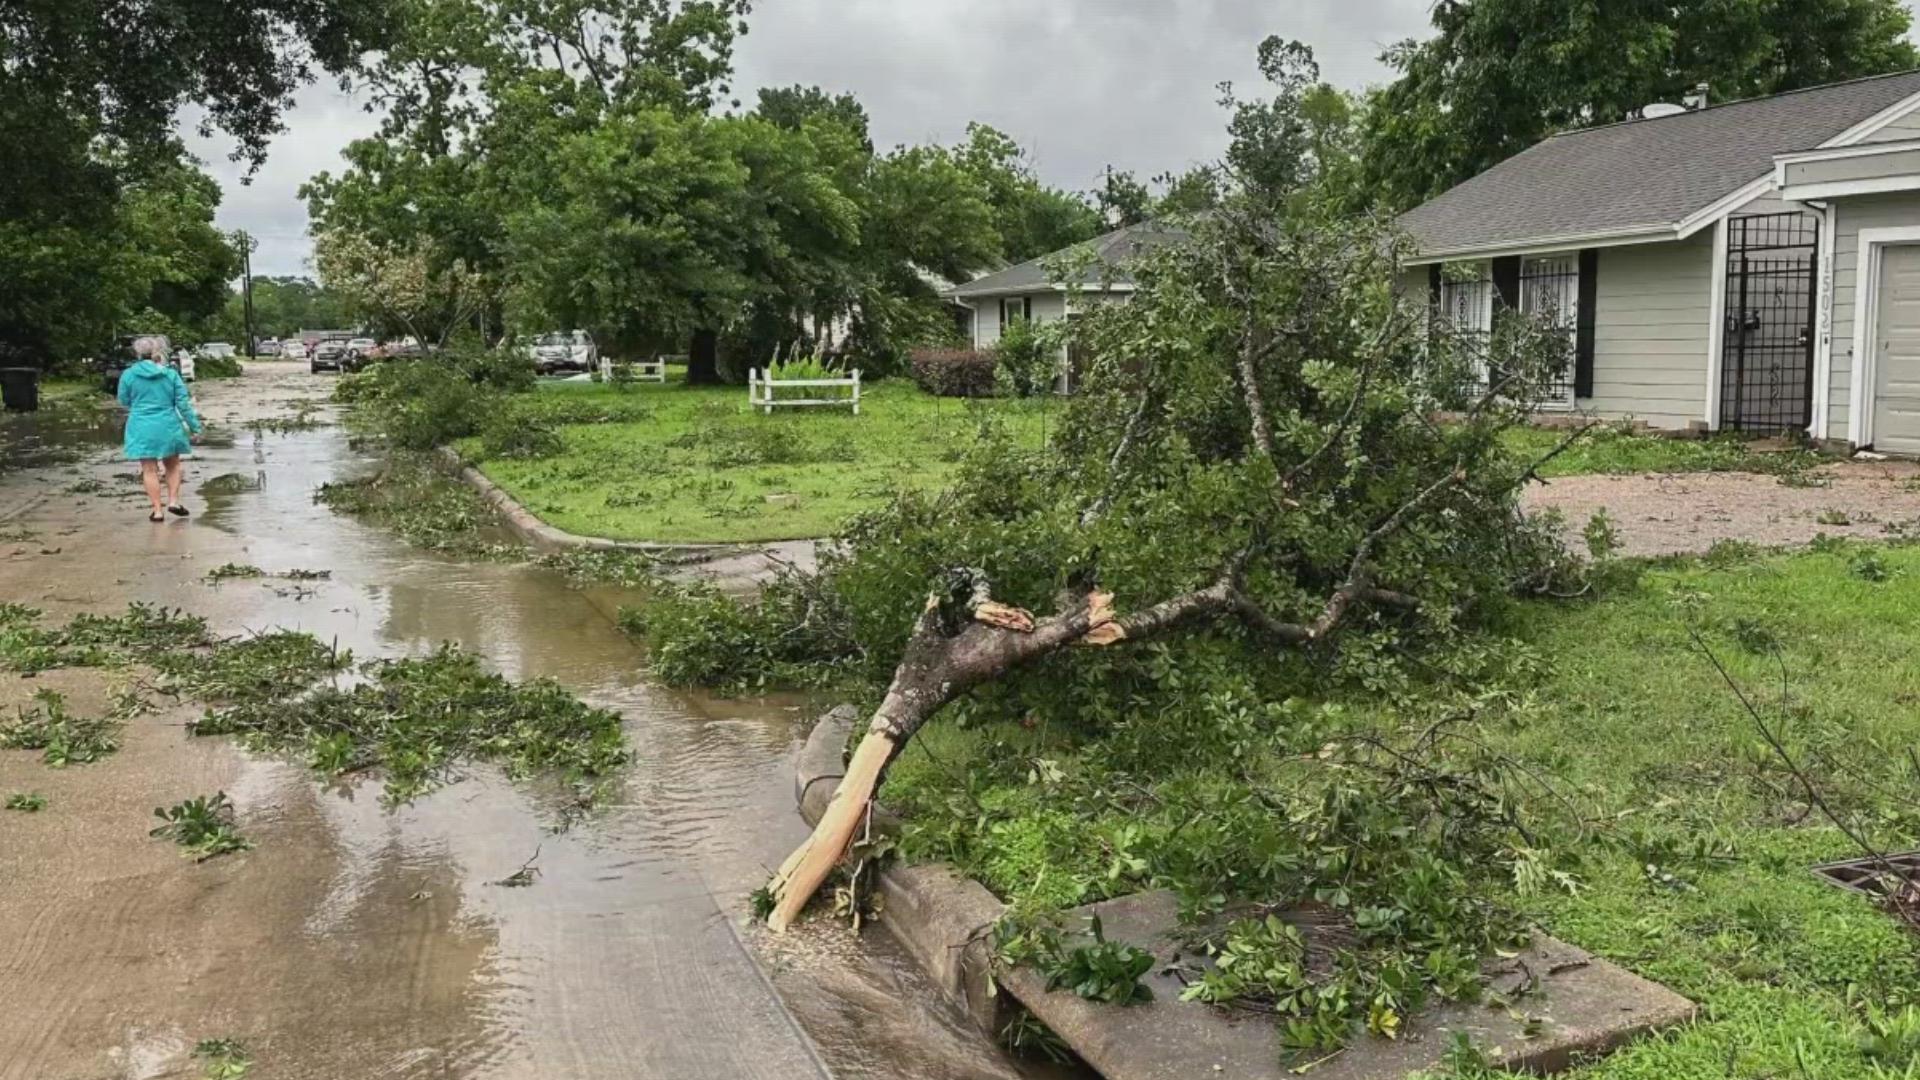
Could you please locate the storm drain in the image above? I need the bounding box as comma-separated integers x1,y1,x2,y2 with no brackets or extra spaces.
1812,851,1920,896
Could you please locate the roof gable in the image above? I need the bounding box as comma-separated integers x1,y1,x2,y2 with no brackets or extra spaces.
1400,71,1920,260
945,222,1189,299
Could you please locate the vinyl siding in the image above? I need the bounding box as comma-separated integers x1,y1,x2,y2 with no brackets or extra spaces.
1829,191,1920,442
1785,147,1920,187
1584,235,1714,429
1856,105,1920,144
1732,189,1796,217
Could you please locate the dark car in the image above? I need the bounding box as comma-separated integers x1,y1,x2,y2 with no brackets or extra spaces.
310,337,352,373
97,334,175,393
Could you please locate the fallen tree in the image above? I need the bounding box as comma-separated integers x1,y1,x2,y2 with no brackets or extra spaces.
759,194,1584,931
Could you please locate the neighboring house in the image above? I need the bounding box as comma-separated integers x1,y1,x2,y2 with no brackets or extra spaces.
1398,70,1920,453
945,222,1187,391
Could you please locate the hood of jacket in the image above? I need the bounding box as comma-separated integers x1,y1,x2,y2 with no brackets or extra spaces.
128,359,171,378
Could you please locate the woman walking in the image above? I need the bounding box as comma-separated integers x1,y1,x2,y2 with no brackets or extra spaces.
118,336,202,522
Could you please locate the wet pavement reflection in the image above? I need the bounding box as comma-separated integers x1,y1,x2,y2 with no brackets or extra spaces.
0,364,1067,1080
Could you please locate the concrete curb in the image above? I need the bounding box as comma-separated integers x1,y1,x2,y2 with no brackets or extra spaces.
435,446,752,565
794,707,1697,1080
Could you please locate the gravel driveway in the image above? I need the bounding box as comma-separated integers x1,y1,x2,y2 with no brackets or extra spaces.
1522,460,1920,557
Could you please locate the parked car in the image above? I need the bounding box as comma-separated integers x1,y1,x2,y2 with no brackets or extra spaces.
342,337,379,372
198,342,236,360
529,330,597,374
172,347,197,382
310,338,351,373
96,334,175,392
254,338,282,358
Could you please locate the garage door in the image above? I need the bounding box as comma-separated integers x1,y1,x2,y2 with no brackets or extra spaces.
1873,244,1920,455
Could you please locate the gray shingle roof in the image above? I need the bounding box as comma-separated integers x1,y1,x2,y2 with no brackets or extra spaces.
1399,70,1920,259
945,222,1189,298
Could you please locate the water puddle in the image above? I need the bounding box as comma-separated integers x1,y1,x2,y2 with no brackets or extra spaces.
0,364,1064,1079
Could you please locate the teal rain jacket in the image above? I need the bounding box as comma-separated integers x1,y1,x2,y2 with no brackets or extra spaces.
117,360,202,460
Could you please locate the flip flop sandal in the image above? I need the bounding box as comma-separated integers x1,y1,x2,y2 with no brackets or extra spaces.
149,511,165,522
167,505,190,517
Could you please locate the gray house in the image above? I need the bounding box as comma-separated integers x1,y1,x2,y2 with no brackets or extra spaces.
945,222,1186,391
1399,70,1920,453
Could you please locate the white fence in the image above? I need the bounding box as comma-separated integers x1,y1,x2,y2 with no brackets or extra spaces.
598,355,673,383
748,368,861,415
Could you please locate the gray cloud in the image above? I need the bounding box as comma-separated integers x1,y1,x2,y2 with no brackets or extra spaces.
191,1,1432,277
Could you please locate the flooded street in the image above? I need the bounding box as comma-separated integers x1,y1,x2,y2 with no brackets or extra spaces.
0,363,1049,1080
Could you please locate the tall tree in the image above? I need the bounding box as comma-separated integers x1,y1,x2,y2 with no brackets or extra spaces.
954,123,1102,260
1360,0,1920,212
0,0,388,361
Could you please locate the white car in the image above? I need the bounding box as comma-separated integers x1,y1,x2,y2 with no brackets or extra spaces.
171,348,196,382
529,330,598,374
198,342,237,359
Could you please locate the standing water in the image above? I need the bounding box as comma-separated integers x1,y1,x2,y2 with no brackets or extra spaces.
0,364,1076,1080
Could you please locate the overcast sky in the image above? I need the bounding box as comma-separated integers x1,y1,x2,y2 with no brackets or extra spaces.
189,1,1435,277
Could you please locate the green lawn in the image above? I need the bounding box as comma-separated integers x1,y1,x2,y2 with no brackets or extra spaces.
1504,423,1822,478
461,376,1055,543
886,542,1920,1077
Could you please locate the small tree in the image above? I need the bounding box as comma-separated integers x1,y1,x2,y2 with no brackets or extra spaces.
761,195,1580,930
314,230,493,347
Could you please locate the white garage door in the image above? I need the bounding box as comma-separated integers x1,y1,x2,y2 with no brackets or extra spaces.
1873,244,1920,455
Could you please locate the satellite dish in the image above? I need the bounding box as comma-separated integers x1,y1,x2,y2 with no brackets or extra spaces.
1640,102,1689,119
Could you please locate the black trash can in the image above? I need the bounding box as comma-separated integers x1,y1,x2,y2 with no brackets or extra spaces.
0,367,39,412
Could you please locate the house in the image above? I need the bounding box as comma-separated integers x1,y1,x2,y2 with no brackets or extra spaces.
1398,70,1920,453
944,222,1187,391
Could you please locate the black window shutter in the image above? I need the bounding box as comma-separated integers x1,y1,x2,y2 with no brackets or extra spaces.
1491,256,1521,312
1427,264,1442,307
1575,249,1599,398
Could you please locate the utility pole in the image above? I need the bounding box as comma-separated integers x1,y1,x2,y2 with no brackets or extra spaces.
236,230,257,355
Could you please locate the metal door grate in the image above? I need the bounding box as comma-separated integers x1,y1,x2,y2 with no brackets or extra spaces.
1722,213,1819,433
1520,256,1578,407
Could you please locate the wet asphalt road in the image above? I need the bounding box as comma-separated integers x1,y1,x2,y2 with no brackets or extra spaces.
0,363,1049,1080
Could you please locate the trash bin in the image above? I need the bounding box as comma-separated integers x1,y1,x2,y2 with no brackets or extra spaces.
0,367,39,412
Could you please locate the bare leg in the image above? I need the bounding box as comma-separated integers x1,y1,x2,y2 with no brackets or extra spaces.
139,460,164,517
162,455,185,511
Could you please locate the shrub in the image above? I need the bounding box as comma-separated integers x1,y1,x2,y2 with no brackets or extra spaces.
196,353,243,379
993,318,1057,398
910,348,997,397
336,353,521,450
479,413,564,460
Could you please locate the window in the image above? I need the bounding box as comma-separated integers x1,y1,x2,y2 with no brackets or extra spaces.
1518,255,1578,407
1438,266,1493,338
1000,296,1031,328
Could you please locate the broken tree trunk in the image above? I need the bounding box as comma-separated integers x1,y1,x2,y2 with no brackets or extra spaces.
765,576,1233,932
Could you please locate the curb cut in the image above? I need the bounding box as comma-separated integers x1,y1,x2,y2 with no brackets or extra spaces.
794,707,1698,1080
435,446,753,565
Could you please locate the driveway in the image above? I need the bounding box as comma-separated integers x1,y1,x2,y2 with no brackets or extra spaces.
0,363,1040,1080
1522,460,1920,558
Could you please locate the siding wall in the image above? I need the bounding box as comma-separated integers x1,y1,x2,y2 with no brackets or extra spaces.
1584,234,1715,428
1828,190,1920,441
972,291,1068,349
1857,107,1920,144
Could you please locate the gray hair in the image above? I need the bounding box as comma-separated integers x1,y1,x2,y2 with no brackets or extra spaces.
132,336,165,360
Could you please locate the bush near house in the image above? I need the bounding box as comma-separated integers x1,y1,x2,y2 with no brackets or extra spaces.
910,347,998,397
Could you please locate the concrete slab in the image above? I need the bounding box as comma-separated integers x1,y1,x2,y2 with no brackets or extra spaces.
793,707,1698,1080
1023,890,1696,1080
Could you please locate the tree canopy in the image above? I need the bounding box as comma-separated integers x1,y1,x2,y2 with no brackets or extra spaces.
1359,0,1920,211
0,0,389,362
303,3,1104,379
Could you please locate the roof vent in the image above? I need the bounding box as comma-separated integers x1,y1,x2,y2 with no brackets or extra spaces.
1682,82,1711,111
1640,102,1689,119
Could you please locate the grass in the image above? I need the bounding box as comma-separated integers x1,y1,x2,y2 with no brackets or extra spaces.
459,376,1055,543
316,453,522,559
885,541,1920,1077
1504,424,1824,479
5,792,46,812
